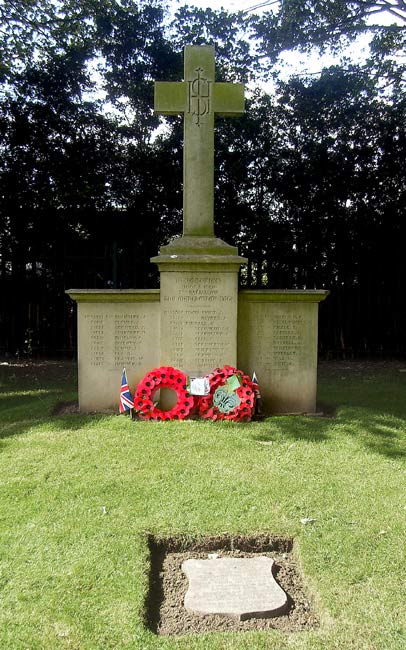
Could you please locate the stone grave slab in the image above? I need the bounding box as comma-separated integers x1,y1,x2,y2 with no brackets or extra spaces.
182,556,288,620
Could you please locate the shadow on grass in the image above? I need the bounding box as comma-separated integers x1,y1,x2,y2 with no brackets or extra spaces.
145,536,166,634
0,413,110,447
318,371,406,420
0,363,113,451
0,389,62,405
253,415,331,444
252,408,406,460
0,390,67,425
342,409,406,460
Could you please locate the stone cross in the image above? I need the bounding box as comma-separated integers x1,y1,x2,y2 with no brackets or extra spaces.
154,45,245,238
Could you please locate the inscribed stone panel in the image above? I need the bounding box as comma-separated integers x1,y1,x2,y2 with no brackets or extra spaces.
238,298,319,414
77,301,159,411
160,271,238,375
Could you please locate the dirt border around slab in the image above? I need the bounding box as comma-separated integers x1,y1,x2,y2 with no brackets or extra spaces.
145,534,320,636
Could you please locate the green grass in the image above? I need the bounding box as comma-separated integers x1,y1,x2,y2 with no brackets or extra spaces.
0,360,405,649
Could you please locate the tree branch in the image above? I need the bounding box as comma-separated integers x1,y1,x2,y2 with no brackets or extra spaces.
242,0,279,14
377,0,406,21
386,7,406,21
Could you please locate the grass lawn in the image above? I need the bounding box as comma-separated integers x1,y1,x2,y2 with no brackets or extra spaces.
0,360,405,649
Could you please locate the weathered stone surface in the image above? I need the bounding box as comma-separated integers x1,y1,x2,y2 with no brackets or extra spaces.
154,45,244,238
150,234,244,267
66,290,160,412
182,556,288,621
159,269,238,377
152,45,246,388
238,290,329,414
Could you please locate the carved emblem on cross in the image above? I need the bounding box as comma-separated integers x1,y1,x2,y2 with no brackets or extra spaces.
188,67,212,126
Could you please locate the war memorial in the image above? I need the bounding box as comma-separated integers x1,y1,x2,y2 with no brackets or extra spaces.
67,45,328,414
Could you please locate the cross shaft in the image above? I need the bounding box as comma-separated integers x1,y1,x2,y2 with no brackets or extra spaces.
154,45,244,238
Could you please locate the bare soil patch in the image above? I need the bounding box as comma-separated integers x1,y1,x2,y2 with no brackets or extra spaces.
145,534,319,636
51,401,79,415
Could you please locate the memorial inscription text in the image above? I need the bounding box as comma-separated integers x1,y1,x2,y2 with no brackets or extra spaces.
244,307,306,376
83,311,148,369
162,274,235,371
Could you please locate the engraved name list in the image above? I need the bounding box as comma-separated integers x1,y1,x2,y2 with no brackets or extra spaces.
161,273,236,373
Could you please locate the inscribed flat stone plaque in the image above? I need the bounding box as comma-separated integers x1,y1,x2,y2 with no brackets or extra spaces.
182,557,288,621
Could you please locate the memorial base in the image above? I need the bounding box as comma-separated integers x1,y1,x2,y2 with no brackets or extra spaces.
151,236,245,409
67,287,328,415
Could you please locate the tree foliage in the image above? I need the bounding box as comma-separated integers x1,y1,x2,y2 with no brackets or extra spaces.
249,0,406,52
249,0,406,92
0,0,405,356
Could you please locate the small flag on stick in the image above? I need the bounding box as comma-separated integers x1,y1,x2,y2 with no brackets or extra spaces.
119,368,134,414
252,371,263,415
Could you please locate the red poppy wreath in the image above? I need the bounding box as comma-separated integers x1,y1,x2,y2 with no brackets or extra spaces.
198,364,256,422
133,367,195,421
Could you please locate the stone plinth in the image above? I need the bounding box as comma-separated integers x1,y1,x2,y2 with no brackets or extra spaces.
238,290,329,414
151,236,245,377
66,290,160,412
182,557,288,620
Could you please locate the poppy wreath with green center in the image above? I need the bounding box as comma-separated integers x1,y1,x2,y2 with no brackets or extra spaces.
198,364,256,422
134,367,195,421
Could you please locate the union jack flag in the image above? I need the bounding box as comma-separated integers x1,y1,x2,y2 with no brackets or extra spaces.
119,368,134,413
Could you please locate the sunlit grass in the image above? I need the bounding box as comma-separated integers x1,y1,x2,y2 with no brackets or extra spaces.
0,361,405,649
